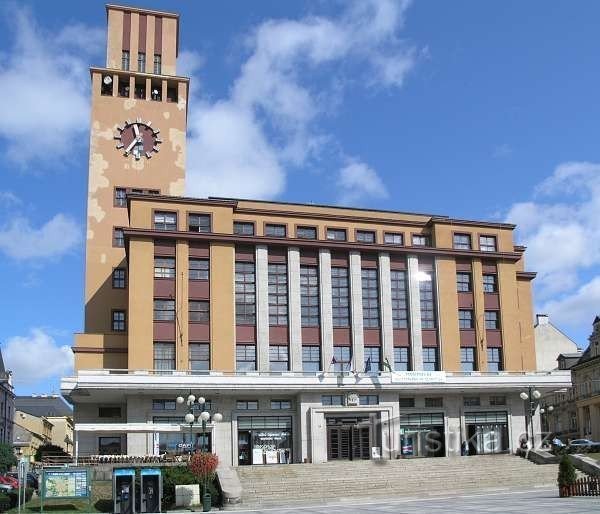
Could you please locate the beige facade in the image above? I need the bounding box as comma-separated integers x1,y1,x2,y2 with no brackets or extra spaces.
63,5,574,465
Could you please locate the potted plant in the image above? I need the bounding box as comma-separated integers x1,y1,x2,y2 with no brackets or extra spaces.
188,452,219,512
557,454,577,497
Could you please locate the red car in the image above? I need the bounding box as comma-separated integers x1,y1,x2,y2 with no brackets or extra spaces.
0,474,18,488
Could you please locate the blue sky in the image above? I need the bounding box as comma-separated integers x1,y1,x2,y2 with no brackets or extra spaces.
1,0,599,395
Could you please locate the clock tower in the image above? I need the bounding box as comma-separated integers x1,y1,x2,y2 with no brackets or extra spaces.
82,4,188,363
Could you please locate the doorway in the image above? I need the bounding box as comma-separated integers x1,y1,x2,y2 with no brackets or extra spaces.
326,416,372,460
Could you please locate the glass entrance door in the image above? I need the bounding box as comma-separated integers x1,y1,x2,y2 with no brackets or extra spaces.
327,423,371,460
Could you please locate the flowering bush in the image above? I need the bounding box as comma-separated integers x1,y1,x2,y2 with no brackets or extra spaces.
188,452,219,480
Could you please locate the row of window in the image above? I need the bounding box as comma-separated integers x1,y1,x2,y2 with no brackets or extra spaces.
456,272,497,293
111,298,210,331
122,50,161,74
458,310,500,330
398,394,506,408
101,74,178,102
453,233,498,253
460,347,503,372
321,395,379,406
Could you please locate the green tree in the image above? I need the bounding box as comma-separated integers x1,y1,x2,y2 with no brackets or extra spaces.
557,454,577,487
0,443,17,472
33,443,69,462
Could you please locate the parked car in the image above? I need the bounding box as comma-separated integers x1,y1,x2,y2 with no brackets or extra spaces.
6,472,39,490
568,438,599,449
0,475,18,489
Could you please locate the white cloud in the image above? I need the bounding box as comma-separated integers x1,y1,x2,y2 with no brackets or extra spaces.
0,213,81,260
0,6,103,166
0,191,20,208
3,328,73,386
337,160,389,205
185,0,417,199
506,161,600,332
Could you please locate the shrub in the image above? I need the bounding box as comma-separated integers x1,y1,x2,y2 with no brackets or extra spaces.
557,454,577,487
188,452,219,482
34,443,70,462
161,466,196,511
0,494,10,512
0,444,16,473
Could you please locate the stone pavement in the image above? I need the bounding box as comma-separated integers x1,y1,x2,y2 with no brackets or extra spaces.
226,488,600,513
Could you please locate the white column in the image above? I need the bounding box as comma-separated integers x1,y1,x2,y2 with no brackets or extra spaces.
256,245,270,372
288,247,302,371
349,251,364,371
407,254,423,371
319,249,334,371
379,252,394,370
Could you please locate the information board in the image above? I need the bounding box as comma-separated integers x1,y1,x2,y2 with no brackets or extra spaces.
43,469,89,499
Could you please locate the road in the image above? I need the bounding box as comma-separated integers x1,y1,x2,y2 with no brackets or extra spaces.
227,488,600,513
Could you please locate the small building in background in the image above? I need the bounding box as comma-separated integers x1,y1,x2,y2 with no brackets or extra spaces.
14,395,74,458
534,314,580,371
0,348,15,446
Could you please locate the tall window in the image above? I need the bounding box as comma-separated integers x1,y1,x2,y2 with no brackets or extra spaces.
456,272,471,292
269,345,289,371
460,347,476,371
154,299,175,321
113,228,125,247
326,228,346,241
300,266,319,327
154,211,177,231
302,346,320,372
296,226,317,239
112,268,126,288
112,310,126,332
458,309,474,329
333,346,351,372
188,214,211,233
189,258,209,280
356,230,375,243
153,54,162,74
362,268,380,328
479,235,497,252
394,347,410,371
453,233,472,250
189,343,210,371
122,50,130,70
268,263,288,325
233,222,254,235
487,347,503,371
331,267,350,327
154,257,175,278
419,272,436,329
138,52,146,72
423,347,438,371
391,270,408,328
265,224,286,237
485,311,500,329
483,274,497,293
114,188,127,207
235,262,256,324
189,300,209,322
236,344,256,371
154,342,175,370
364,347,381,371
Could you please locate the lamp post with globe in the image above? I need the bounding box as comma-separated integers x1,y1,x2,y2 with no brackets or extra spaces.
519,387,542,448
176,393,223,456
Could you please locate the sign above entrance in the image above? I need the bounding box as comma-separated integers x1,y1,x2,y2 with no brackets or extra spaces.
391,371,447,383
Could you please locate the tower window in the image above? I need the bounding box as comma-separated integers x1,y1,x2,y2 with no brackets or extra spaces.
118,76,130,98
122,51,130,71
101,75,113,96
154,54,162,75
138,52,146,73
151,79,162,101
112,310,126,332
134,77,146,100
166,82,178,103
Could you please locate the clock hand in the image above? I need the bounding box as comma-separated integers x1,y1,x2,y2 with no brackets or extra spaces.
124,138,137,154
133,123,139,137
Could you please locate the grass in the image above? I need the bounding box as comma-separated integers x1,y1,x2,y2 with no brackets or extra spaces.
6,498,102,513
585,452,600,462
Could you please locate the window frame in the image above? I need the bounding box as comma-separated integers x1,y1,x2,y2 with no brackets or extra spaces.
114,187,127,208
154,256,176,279
153,299,175,321
265,223,287,238
188,342,210,371
479,235,497,252
300,265,320,327
460,347,476,372
482,274,497,293
153,53,162,74
456,272,472,293
111,309,127,332
137,52,146,73
355,229,376,244
296,226,318,239
236,400,259,410
302,345,321,372
394,347,410,371
187,212,212,233
411,233,430,246
361,267,380,328
153,210,177,231
153,341,175,370
487,347,503,372
112,268,126,289
458,309,474,330
453,233,472,250
332,345,352,372
419,270,436,329
422,347,439,371
189,258,209,281
326,228,347,241
270,399,292,410
391,269,408,329
268,262,288,326
113,227,125,248
384,232,404,245
121,50,130,71
189,300,210,323
364,346,381,371
233,221,255,236
235,261,256,325
269,344,289,372
485,310,500,330
236,344,257,371
331,266,350,327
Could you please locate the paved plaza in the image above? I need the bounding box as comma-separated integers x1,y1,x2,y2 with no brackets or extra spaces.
228,488,600,513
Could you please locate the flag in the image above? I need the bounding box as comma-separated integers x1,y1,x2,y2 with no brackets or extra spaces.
364,357,372,372
383,358,393,372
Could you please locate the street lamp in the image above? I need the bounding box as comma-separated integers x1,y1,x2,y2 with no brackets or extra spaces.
176,393,222,456
520,387,542,448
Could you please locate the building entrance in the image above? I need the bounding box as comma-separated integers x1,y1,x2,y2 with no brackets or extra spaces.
326,416,372,460
465,411,509,455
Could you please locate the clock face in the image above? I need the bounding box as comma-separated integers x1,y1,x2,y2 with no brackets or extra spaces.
114,118,162,160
